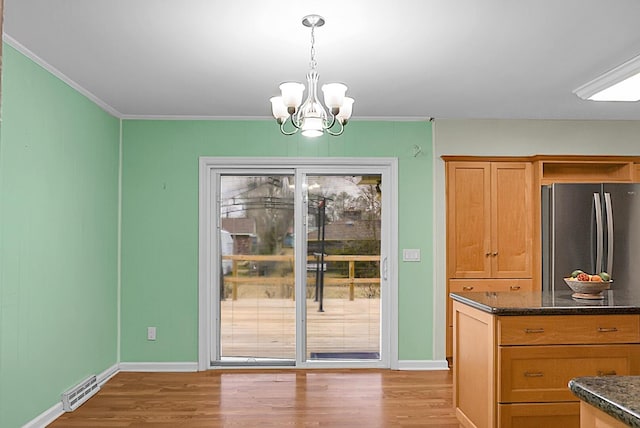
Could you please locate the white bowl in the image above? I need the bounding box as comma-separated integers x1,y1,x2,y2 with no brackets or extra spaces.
563,278,612,295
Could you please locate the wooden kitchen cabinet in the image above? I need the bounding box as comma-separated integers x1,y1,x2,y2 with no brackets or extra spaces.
445,159,533,359
446,161,533,279
452,299,640,428
443,155,640,360
453,297,640,428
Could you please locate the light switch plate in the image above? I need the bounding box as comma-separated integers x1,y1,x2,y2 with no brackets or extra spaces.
402,249,421,262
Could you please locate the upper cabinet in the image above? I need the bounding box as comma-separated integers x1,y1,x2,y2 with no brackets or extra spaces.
446,161,533,279
534,156,637,184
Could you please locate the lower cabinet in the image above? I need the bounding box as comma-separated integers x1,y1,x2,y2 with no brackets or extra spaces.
453,301,640,428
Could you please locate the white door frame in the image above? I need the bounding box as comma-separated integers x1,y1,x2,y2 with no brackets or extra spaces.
198,157,398,370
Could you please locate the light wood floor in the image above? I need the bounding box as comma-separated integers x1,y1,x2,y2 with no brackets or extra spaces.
49,369,458,427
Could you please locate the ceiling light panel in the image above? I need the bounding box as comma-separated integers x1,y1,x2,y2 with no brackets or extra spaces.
574,54,640,102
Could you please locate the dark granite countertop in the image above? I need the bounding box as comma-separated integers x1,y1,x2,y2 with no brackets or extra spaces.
570,376,640,427
450,289,640,316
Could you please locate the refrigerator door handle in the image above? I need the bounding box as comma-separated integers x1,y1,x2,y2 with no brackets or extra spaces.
605,192,614,274
594,193,603,273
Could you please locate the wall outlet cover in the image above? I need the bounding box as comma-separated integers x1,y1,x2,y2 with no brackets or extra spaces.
402,249,421,262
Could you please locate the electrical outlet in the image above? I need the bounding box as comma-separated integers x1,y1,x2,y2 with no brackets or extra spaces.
147,327,157,341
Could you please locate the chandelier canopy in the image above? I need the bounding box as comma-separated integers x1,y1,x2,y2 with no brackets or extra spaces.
270,15,354,138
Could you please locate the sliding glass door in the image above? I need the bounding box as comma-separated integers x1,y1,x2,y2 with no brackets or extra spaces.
217,174,296,364
201,159,395,368
304,174,382,362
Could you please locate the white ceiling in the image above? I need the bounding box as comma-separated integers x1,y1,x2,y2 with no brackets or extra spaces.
4,0,640,120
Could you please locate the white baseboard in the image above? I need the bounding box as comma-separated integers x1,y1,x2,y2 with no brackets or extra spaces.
21,401,64,428
119,362,198,372
22,362,120,428
397,360,450,370
97,363,120,386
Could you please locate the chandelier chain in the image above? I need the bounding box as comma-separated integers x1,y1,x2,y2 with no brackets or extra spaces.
309,24,317,70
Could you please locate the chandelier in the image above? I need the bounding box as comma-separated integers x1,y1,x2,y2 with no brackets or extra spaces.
270,15,354,138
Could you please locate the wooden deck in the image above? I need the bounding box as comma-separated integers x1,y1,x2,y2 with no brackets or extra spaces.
220,297,380,360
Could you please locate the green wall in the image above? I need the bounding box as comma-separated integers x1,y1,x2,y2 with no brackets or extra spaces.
0,45,120,427
0,42,435,426
121,120,434,362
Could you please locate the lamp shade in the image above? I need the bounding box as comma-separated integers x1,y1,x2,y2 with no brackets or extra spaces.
336,97,354,122
279,82,305,108
270,97,289,120
321,83,348,109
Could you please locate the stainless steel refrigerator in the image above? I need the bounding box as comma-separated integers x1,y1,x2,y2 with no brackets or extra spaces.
542,183,640,295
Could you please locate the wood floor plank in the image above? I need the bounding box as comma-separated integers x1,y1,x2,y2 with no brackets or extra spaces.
48,369,458,427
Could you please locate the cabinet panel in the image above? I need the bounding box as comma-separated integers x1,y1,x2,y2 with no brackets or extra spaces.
499,402,579,428
453,301,496,428
580,402,628,428
499,345,640,403
447,162,491,278
498,314,640,346
491,163,532,277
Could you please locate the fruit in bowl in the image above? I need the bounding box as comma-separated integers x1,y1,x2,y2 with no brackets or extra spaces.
564,270,612,298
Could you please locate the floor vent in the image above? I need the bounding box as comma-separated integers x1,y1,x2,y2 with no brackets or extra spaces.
61,375,100,412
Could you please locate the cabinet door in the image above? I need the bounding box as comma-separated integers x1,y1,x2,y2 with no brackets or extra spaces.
491,162,532,278
499,402,579,428
447,162,491,278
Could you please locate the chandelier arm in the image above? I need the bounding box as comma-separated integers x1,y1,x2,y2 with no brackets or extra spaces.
325,113,337,130
279,117,300,136
289,112,304,130
325,119,345,136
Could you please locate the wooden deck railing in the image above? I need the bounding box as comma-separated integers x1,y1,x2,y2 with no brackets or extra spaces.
222,254,380,301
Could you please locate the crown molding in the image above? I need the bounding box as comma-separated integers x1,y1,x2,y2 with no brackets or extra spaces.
120,114,273,121
3,33,123,118
120,114,431,122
